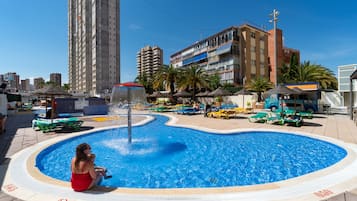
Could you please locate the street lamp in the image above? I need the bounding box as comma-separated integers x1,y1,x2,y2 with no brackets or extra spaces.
269,9,279,87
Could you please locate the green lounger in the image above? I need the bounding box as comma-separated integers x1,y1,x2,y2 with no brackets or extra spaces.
248,112,268,123
33,117,83,133
297,111,313,119
284,115,303,127
266,112,284,125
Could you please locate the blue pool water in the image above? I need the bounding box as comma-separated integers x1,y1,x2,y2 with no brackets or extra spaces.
36,115,347,188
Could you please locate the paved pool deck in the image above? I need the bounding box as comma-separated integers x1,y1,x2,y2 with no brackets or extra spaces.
0,110,356,201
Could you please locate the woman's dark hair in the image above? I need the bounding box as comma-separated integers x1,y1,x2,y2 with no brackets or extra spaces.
74,143,90,169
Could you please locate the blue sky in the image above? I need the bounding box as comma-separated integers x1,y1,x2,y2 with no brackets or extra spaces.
0,0,356,84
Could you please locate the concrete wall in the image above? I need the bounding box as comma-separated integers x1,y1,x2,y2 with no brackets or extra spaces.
0,94,7,116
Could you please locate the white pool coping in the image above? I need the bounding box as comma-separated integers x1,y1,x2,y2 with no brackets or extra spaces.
2,114,357,201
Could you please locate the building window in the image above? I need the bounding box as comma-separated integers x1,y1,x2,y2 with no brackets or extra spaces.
260,63,265,75
251,46,256,52
260,48,264,54
250,32,255,38
251,64,256,74
251,59,256,66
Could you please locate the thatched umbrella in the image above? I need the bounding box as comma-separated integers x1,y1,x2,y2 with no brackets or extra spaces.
208,87,231,96
264,85,299,96
32,85,71,119
208,87,231,106
264,85,300,112
196,91,212,97
148,91,165,98
234,88,253,108
173,90,191,97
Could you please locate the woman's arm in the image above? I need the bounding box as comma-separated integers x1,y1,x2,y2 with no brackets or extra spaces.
70,158,76,172
87,162,97,180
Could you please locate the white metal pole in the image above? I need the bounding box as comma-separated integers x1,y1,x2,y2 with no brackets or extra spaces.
270,9,279,87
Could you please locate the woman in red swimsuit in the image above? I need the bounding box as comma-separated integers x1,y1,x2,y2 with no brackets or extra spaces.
71,143,102,192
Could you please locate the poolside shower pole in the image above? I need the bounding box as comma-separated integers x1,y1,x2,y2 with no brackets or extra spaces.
127,88,132,144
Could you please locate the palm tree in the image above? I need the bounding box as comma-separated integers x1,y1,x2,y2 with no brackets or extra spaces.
279,53,299,84
294,61,337,89
207,72,221,90
152,65,180,100
246,77,273,102
177,65,209,101
135,74,153,94
63,83,70,91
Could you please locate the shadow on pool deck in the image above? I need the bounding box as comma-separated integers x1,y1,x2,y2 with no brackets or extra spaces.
300,122,323,127
55,126,95,133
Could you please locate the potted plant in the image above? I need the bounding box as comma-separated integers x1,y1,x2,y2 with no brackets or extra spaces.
246,101,251,108
215,96,223,107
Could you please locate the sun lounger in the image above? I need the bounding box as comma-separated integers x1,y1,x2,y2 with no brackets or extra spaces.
207,109,236,119
151,106,173,112
266,112,284,125
284,109,296,116
33,117,83,133
176,108,200,115
284,115,303,127
297,111,313,119
274,109,296,117
248,112,268,123
233,107,253,114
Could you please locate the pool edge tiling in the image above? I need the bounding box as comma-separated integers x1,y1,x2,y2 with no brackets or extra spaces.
2,114,357,201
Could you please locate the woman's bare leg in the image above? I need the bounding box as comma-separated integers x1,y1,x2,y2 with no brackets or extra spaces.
88,172,103,190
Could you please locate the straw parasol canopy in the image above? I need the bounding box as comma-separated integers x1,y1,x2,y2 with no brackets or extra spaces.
264,85,299,96
173,90,191,97
264,85,300,112
234,88,253,96
148,91,165,98
234,88,253,108
32,85,71,96
208,87,231,96
196,91,212,97
32,85,72,119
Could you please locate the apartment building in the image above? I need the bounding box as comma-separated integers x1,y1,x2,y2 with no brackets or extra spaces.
50,73,62,87
136,46,163,80
1,72,20,92
338,64,357,107
68,0,120,96
20,79,31,92
282,47,300,65
170,24,269,86
34,77,45,90
268,28,300,85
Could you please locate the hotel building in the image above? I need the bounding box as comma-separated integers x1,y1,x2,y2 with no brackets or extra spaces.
338,64,357,107
1,72,20,92
170,24,269,86
268,28,300,85
68,0,120,96
50,73,62,87
20,79,30,92
34,77,45,90
136,46,163,80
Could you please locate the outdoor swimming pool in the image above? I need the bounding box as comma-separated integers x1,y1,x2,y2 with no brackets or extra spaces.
36,115,347,188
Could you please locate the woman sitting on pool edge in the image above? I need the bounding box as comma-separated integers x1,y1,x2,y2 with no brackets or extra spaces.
88,153,112,179
70,143,105,192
